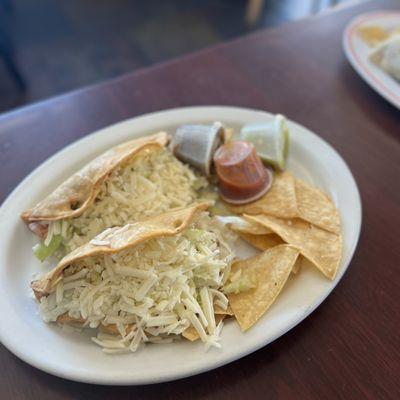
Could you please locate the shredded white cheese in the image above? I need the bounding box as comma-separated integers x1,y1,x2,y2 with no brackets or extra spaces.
39,213,236,353
44,147,208,256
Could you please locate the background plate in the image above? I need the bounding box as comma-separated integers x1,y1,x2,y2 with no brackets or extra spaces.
0,106,361,385
343,11,400,110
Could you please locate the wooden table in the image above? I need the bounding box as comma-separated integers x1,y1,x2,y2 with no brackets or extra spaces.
1,0,399,398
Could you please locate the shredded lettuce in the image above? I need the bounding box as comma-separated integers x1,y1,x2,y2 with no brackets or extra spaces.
209,201,231,216
183,228,206,241
223,274,257,294
45,148,208,258
33,234,62,262
39,213,236,353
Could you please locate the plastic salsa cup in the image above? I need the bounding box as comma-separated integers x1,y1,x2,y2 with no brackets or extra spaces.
213,141,273,205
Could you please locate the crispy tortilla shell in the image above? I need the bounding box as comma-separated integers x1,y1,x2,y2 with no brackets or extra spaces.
31,202,209,298
21,132,169,224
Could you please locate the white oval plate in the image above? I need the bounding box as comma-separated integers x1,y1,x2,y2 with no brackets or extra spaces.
0,106,361,385
343,10,400,110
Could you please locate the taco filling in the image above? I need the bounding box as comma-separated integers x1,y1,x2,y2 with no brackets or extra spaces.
33,205,236,353
28,140,208,260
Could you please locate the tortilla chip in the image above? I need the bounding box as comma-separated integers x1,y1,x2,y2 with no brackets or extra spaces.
214,304,234,316
224,172,340,236
216,216,272,235
358,26,388,46
292,255,302,275
239,232,284,251
239,233,301,275
245,214,342,280
182,314,226,341
228,245,299,331
225,171,298,219
230,220,272,235
295,179,341,234
21,132,169,223
31,202,210,298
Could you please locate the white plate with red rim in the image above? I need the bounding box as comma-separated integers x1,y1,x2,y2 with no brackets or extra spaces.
0,106,361,385
343,10,400,110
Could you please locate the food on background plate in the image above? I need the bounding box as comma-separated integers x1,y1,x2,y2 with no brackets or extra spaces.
213,141,273,204
358,25,400,81
358,25,389,46
240,114,289,171
31,203,237,353
369,34,400,81
358,25,400,47
22,132,208,261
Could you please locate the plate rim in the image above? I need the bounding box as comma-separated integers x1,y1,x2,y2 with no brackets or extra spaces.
0,106,362,385
343,10,400,110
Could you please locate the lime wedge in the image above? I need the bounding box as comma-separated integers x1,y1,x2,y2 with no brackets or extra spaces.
240,114,289,170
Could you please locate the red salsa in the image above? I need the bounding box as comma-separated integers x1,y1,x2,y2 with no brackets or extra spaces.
213,141,272,204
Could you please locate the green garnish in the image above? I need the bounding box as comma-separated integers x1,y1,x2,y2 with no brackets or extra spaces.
33,234,63,262
223,275,257,294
